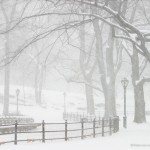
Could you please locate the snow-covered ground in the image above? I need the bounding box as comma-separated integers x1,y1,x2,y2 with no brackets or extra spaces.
1,117,150,150
0,85,146,122
0,85,150,149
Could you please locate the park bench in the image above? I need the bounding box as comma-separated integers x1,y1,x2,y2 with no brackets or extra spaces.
0,116,34,125
0,116,40,134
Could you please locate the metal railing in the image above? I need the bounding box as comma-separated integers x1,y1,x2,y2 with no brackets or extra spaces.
0,116,119,145
63,111,138,122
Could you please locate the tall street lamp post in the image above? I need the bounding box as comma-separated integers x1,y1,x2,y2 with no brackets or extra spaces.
63,92,67,120
16,89,20,115
121,78,129,128
64,92,66,114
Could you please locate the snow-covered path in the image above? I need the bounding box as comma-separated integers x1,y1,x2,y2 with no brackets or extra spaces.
1,118,150,150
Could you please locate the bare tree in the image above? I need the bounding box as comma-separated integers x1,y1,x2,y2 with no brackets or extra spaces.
79,21,96,115
0,0,18,115
0,0,150,122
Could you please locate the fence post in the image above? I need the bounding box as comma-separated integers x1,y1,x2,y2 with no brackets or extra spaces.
113,117,118,133
65,120,68,141
123,116,127,128
117,116,119,132
102,118,104,137
109,118,112,136
42,120,45,143
99,116,101,126
113,117,116,133
81,119,84,139
93,118,95,138
14,120,18,145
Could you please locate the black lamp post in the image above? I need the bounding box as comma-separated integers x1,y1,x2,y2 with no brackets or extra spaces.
63,92,66,114
16,89,20,115
63,92,67,120
121,78,129,128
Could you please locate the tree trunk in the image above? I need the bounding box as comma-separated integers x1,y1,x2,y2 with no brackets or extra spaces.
3,32,10,115
79,20,95,114
2,0,17,115
85,80,95,115
35,65,42,105
103,45,117,118
131,47,146,123
35,63,45,105
133,84,146,123
34,67,40,104
37,68,44,105
104,78,116,117
93,19,116,118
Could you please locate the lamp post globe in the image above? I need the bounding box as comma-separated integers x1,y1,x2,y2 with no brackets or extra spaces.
121,77,129,88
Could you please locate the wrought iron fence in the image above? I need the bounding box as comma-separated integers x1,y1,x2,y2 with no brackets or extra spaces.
0,116,119,145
